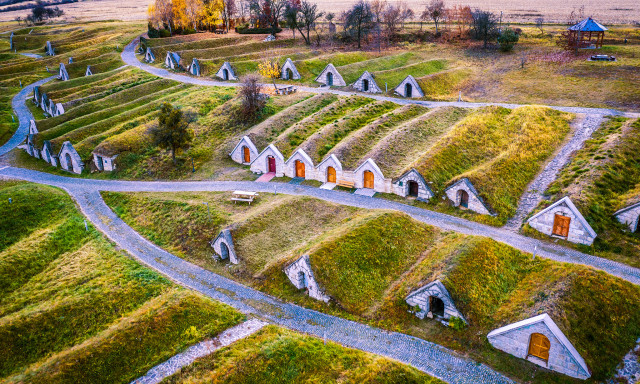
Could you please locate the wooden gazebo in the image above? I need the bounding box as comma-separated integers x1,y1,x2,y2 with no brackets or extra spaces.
567,17,607,49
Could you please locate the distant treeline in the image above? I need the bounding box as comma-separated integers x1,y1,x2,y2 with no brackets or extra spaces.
0,0,76,13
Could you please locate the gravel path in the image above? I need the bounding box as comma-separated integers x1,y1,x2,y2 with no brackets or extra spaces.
0,76,55,157
121,36,639,118
131,319,268,384
504,114,605,230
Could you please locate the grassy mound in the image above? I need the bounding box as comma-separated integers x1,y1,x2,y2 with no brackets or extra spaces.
416,106,573,223
163,326,444,384
310,212,436,314
0,182,244,383
535,117,640,266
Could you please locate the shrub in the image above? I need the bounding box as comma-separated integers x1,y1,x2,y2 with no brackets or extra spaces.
498,28,520,52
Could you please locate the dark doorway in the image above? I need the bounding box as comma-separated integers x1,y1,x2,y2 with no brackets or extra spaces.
327,72,334,86
429,296,445,317
363,79,369,92
408,180,419,197
458,190,469,208
223,68,229,80
65,153,73,171
267,156,276,173
285,68,292,80
221,242,229,259
298,271,307,288
96,155,104,171
405,83,412,97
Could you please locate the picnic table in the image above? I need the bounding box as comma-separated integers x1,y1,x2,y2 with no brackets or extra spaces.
231,190,259,204
275,85,297,95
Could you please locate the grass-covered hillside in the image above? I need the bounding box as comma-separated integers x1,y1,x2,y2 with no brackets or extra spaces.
103,190,640,384
0,21,144,147
0,181,244,384
413,106,573,224
163,326,445,384
526,117,640,267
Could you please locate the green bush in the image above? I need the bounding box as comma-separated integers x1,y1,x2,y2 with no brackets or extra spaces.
498,28,520,52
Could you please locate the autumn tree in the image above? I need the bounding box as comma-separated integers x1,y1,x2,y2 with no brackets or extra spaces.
239,75,265,119
150,103,195,164
296,0,323,45
221,0,236,31
184,0,204,29
258,59,280,90
382,3,401,37
423,0,445,35
343,0,374,48
149,0,174,35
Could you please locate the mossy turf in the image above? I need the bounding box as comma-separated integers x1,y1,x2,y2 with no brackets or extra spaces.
416,105,573,224
163,326,445,384
0,182,244,383
103,191,640,384
532,117,640,267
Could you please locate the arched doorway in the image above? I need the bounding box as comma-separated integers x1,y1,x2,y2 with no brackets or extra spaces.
457,190,469,208
405,82,412,97
298,271,307,288
267,156,276,173
220,242,229,259
407,180,419,197
552,214,571,237
429,296,445,317
528,333,550,362
327,71,334,86
327,166,336,183
363,170,374,189
295,160,305,178
65,153,73,172
363,79,369,92
223,68,229,80
243,146,250,163
284,68,292,80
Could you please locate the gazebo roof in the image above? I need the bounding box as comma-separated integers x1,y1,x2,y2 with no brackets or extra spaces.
568,17,607,32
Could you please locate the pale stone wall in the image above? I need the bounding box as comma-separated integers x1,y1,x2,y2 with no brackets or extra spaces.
230,137,259,165
394,76,424,98
488,322,590,380
615,204,640,232
211,230,238,264
284,151,315,179
58,142,84,174
393,169,433,201
315,155,343,183
92,153,117,172
405,281,465,324
353,72,381,93
528,201,596,246
284,255,330,302
353,161,391,193
445,181,492,216
250,146,285,177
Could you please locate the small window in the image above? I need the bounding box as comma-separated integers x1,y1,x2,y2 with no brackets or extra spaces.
528,333,550,362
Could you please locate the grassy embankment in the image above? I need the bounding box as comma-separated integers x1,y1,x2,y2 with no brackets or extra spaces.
411,105,572,225
163,326,445,384
0,182,244,384
524,117,640,267
103,190,640,384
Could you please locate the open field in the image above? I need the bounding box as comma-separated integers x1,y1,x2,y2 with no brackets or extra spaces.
524,117,640,267
103,190,640,384
163,325,445,384
0,181,244,384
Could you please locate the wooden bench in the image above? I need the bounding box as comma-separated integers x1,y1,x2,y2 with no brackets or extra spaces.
231,190,259,204
336,180,355,189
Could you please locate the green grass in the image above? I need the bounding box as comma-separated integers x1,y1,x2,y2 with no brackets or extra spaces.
416,106,573,223
536,117,640,266
338,52,417,83
163,326,444,384
374,59,447,89
273,96,372,158
0,181,244,383
295,51,382,80
310,212,436,315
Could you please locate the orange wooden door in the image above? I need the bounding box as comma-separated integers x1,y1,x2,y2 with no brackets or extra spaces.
295,160,305,178
528,333,550,362
327,166,336,183
552,214,571,237
243,146,250,163
364,171,374,189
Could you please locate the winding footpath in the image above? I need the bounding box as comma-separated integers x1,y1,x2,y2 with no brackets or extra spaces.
1,39,639,383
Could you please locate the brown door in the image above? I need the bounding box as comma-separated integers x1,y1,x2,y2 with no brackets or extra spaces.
408,180,419,197
528,333,550,362
268,156,276,173
295,160,305,178
363,171,374,189
552,214,571,237
327,166,336,183
243,146,250,163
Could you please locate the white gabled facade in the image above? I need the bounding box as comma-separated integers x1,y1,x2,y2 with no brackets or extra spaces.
394,75,424,98
527,196,597,246
250,144,285,176
58,141,84,174
284,255,330,302
284,148,315,179
353,158,391,193
229,135,259,165
315,154,343,184
215,62,238,80
315,63,346,87
281,58,301,80
352,71,382,93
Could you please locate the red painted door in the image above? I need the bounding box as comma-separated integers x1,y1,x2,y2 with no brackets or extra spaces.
268,157,276,173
